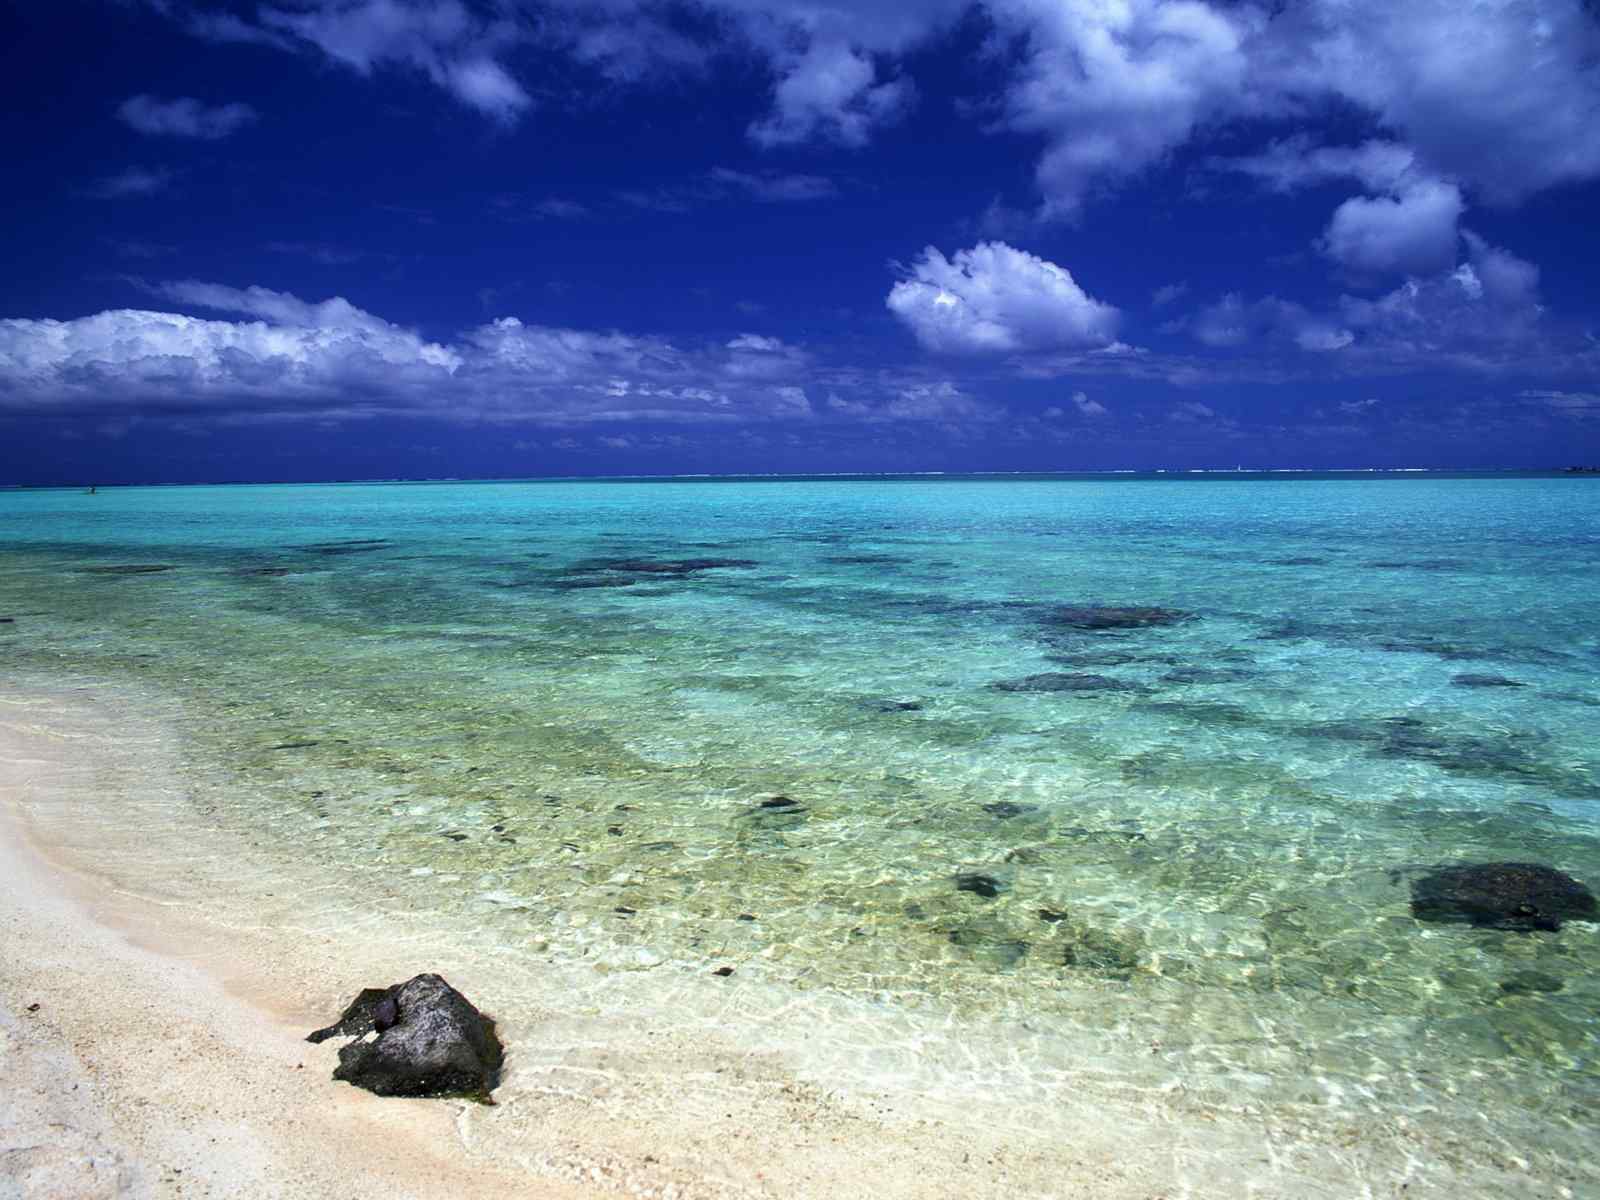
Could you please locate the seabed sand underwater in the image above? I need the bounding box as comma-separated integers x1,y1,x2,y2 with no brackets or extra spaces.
1,474,1597,1198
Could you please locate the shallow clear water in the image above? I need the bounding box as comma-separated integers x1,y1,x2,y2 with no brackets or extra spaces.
3,474,1599,1153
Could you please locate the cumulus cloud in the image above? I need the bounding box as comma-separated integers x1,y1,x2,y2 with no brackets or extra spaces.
886,242,1119,355
1319,180,1465,278
117,95,257,139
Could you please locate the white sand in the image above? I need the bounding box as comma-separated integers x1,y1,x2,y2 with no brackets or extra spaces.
0,680,1580,1199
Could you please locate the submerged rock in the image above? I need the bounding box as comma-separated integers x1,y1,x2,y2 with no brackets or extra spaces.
1500,970,1564,995
863,698,924,712
981,801,1037,819
992,672,1146,693
1060,924,1144,977
78,564,174,575
301,539,389,555
1047,605,1191,631
1452,674,1526,689
571,557,757,576
1161,667,1254,685
307,974,503,1102
1410,863,1597,932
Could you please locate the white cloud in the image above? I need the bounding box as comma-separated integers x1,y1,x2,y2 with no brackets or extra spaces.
707,167,837,202
1264,0,1600,206
1338,233,1543,356
525,197,591,220
90,167,173,198
258,0,531,121
1521,390,1600,417
995,0,1255,220
722,333,809,379
1183,232,1544,369
749,39,915,147
1072,390,1107,417
1319,180,1465,278
117,95,257,139
1216,138,1420,195
1171,400,1216,422
1151,282,1189,308
884,381,990,421
155,1,1600,217
886,241,1119,355
1190,294,1353,353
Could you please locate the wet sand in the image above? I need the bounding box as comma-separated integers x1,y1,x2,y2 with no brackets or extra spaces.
0,680,1576,1199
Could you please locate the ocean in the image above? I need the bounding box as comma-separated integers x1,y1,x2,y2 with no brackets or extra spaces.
2,472,1597,1186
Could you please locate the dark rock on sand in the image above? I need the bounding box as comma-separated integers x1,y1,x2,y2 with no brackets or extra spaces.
1452,674,1526,689
1047,605,1191,631
863,698,924,712
823,554,910,566
954,873,1004,898
0,616,14,624
307,974,503,1102
992,672,1147,693
759,795,800,809
981,802,1038,819
1410,863,1597,932
79,564,175,575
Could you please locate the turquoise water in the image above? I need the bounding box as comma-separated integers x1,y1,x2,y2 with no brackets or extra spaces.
2,474,1599,1160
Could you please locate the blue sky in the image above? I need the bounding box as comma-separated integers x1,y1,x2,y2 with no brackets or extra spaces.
3,0,1599,483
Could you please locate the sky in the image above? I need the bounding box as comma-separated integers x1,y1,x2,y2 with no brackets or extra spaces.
3,0,1600,484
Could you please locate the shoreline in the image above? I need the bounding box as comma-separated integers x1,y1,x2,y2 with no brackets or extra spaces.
0,678,1586,1198
0,682,605,1200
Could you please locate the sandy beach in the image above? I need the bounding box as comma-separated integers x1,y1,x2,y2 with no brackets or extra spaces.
0,678,1586,1199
